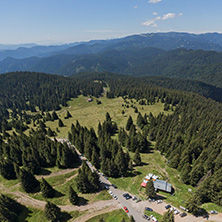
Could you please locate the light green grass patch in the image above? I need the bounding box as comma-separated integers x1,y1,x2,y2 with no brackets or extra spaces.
86,209,130,222
44,95,171,138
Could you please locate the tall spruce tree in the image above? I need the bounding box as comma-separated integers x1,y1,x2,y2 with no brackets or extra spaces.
126,115,133,131
58,118,64,127
41,178,55,198
68,186,78,205
44,201,61,222
133,149,142,166
146,179,156,198
20,169,40,193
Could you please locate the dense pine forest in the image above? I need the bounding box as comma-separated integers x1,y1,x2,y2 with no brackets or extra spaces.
0,71,222,219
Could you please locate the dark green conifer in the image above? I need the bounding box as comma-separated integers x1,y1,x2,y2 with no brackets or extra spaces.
133,148,141,166
44,201,61,222
41,178,55,198
146,179,155,198
68,186,78,205
126,115,133,131
58,118,64,127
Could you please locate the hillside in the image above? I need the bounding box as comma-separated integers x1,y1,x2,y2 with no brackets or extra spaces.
1,46,222,89
0,72,222,221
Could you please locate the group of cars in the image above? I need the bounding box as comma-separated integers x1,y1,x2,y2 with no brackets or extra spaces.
142,214,158,221
165,204,187,217
108,190,118,200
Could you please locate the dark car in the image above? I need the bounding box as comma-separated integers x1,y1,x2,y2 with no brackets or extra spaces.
112,184,117,189
165,204,171,209
145,207,153,211
142,214,150,220
125,195,132,200
180,212,187,217
123,193,129,197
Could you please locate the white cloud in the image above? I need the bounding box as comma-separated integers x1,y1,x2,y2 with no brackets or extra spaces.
148,0,162,3
151,23,158,28
153,12,158,15
142,12,183,27
134,5,138,9
162,13,176,20
142,19,157,27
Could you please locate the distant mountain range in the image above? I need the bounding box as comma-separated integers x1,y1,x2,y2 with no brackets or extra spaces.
0,32,222,88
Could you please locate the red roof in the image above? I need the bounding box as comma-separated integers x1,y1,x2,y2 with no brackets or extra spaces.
141,182,147,187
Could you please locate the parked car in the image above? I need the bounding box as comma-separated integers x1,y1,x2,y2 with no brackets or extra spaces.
145,207,153,211
104,185,109,190
132,196,137,200
142,214,150,220
125,195,132,200
173,210,180,215
112,184,117,189
136,198,141,203
123,193,129,197
180,212,187,217
202,214,209,218
157,200,163,204
210,210,218,214
123,206,129,213
165,204,171,209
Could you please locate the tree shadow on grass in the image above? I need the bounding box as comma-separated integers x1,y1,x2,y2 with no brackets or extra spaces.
54,190,65,198
61,211,72,222
125,170,142,178
77,196,88,206
39,168,51,176
18,205,33,222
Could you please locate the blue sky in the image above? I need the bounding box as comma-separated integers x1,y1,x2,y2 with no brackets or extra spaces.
0,0,222,44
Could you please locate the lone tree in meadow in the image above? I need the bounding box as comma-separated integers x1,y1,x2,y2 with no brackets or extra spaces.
58,118,64,127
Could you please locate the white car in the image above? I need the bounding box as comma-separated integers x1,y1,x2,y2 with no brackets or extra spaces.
210,210,218,214
157,200,162,204
109,191,113,195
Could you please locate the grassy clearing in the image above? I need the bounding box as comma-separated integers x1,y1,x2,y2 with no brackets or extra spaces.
29,169,111,206
18,206,83,222
43,95,171,138
109,150,196,209
86,209,130,222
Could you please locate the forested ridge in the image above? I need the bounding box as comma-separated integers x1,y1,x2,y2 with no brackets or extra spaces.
0,71,222,217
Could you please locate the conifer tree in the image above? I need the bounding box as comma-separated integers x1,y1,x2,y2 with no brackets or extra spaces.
130,215,136,222
66,110,72,119
20,169,40,193
58,118,64,127
47,127,54,137
126,115,133,131
41,178,55,198
133,148,142,166
68,186,78,205
91,147,100,169
44,201,61,222
146,179,156,198
161,210,175,222
51,111,58,120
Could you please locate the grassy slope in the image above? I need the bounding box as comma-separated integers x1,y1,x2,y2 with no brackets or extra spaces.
44,95,171,138
86,209,130,222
